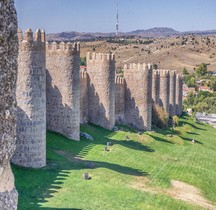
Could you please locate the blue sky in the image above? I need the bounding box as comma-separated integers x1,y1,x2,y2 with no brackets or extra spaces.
15,0,216,33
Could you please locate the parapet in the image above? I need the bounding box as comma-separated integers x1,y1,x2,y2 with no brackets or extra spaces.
18,28,46,51
87,52,115,62
124,63,153,72
18,28,45,43
159,69,170,77
115,76,125,85
153,69,160,76
46,41,80,54
170,70,176,76
80,69,87,79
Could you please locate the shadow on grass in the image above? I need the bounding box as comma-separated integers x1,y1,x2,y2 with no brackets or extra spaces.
13,126,149,210
180,136,203,144
147,134,174,144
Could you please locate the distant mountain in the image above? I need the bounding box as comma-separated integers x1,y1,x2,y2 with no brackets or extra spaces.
46,27,216,41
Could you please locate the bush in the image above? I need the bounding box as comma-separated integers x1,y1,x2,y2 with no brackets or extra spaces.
172,115,179,127
152,104,169,129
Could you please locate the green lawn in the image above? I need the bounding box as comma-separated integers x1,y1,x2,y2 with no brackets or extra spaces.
13,115,216,210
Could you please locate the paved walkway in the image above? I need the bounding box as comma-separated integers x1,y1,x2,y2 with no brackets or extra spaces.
195,113,216,128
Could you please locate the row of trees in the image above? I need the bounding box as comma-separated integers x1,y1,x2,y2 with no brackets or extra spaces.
183,63,216,91
184,91,216,113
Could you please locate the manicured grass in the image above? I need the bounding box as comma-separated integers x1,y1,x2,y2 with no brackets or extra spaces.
13,115,216,210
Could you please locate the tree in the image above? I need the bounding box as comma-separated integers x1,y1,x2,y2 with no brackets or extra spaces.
152,104,169,129
183,67,189,75
153,64,158,69
196,63,208,76
80,57,86,66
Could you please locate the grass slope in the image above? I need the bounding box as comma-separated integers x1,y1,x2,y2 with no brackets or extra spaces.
13,115,216,210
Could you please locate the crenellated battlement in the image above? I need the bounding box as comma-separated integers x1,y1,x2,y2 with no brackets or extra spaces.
18,28,46,51
176,74,182,79
124,63,152,72
87,52,115,62
46,41,80,54
80,69,87,79
153,69,160,76
159,69,170,77
115,76,125,85
18,28,45,43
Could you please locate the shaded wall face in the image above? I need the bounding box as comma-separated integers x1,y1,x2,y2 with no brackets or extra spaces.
169,72,176,117
0,0,18,209
46,49,80,140
159,73,170,115
80,72,88,124
87,59,115,130
152,71,160,104
12,42,46,168
124,67,152,131
115,82,125,124
176,76,183,116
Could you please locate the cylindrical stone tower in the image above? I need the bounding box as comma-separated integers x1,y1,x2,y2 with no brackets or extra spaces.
176,74,183,116
169,70,176,117
115,76,125,124
152,69,160,104
12,28,46,168
87,52,115,130
46,42,80,140
0,0,18,209
124,63,152,131
159,70,170,115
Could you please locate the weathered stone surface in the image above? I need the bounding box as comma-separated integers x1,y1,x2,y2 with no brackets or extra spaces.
152,69,160,104
169,70,176,117
0,0,18,208
80,68,88,124
115,76,125,124
124,63,152,131
12,28,46,168
176,74,183,116
87,52,115,130
80,132,94,140
46,42,80,140
159,70,170,115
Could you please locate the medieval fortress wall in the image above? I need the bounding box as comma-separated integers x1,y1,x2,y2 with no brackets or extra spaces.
11,30,183,170
46,41,80,141
0,0,18,209
124,63,153,130
87,53,115,130
12,28,46,168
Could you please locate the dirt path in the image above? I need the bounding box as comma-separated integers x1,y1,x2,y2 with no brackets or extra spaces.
131,178,216,209
168,180,216,209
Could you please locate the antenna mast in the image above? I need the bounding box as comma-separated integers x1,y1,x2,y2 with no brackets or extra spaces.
116,2,119,36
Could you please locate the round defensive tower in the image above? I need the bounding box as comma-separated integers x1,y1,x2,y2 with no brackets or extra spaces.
124,63,152,131
169,70,176,117
159,70,170,115
87,52,115,130
152,69,160,104
176,74,183,116
0,0,18,209
12,28,46,168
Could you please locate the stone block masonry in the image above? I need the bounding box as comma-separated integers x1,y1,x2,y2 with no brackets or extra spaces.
46,41,80,140
124,63,153,131
0,0,18,209
115,76,125,124
176,74,183,116
169,70,176,117
87,52,115,130
159,70,170,115
12,28,46,168
80,68,88,124
152,69,160,104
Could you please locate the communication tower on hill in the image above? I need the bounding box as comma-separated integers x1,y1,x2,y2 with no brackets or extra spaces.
116,2,119,36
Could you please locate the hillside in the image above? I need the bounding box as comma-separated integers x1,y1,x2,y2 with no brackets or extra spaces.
80,35,216,72
46,27,216,40
13,115,216,209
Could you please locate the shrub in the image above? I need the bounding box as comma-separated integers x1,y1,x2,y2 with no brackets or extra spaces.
152,104,169,129
172,115,179,127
